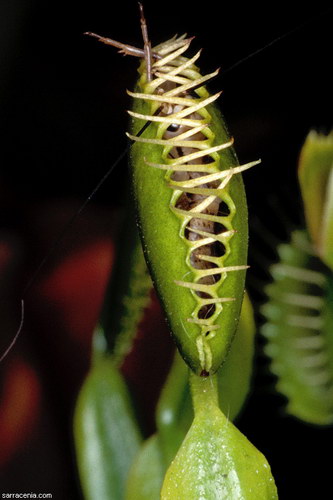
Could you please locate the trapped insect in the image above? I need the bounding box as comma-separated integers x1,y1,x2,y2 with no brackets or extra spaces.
86,5,259,376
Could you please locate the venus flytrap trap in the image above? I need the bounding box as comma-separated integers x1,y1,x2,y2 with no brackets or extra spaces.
261,230,333,424
127,32,258,375
261,130,333,425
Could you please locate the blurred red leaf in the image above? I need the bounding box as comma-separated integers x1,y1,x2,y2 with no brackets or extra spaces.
0,356,41,467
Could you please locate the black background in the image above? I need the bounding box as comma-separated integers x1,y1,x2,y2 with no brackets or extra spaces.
0,0,332,498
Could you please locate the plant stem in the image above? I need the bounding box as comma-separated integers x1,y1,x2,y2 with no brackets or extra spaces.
189,372,219,415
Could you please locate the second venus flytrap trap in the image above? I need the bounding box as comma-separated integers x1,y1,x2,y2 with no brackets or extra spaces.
74,4,279,499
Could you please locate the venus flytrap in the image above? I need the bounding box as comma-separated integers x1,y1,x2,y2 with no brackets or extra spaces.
82,6,276,498
127,33,256,376
262,231,333,424
261,131,333,425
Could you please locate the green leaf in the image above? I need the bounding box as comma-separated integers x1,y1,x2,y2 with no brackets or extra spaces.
155,350,192,467
161,374,278,500
73,358,142,500
125,435,164,500
298,130,333,269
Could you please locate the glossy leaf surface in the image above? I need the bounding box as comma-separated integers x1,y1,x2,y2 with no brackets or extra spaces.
161,374,277,499
74,358,142,500
125,435,164,500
